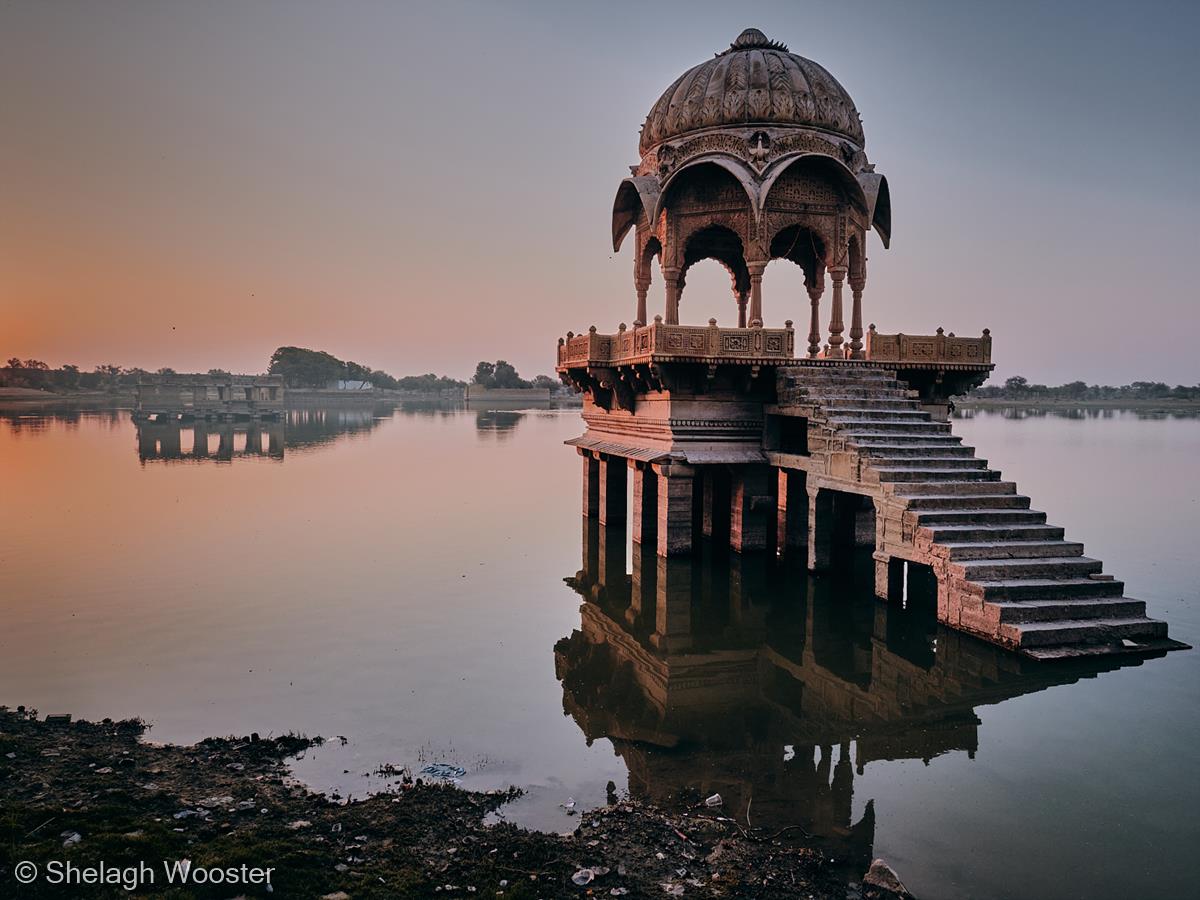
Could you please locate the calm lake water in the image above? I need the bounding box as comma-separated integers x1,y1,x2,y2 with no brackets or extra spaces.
2,403,1197,900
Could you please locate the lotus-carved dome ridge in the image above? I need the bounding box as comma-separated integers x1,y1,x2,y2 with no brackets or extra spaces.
639,28,864,155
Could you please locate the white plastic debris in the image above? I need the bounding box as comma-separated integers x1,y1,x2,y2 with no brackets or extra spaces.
704,793,723,807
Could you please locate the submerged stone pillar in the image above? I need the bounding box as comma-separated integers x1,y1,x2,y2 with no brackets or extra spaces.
598,455,627,526
581,451,600,518
808,485,835,572
630,462,657,546
654,462,695,557
730,465,773,552
777,469,808,556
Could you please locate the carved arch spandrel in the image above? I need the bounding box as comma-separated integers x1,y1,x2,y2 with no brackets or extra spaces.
759,152,869,218
612,176,662,252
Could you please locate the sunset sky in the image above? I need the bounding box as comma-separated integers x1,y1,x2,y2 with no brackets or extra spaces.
2,0,1197,384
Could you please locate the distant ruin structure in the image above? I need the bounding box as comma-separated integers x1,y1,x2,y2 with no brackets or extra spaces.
133,374,284,421
557,29,1186,660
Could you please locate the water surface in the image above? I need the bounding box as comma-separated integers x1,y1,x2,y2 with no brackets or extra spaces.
1,404,1196,900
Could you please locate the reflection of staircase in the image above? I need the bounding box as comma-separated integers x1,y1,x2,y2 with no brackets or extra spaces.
778,368,1185,660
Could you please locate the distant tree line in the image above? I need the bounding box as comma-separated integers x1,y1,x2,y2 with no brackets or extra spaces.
0,358,187,392
972,376,1200,401
266,346,465,393
472,360,558,393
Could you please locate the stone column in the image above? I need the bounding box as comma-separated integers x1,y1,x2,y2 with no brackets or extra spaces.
874,553,904,601
777,469,808,556
654,463,695,557
807,484,834,572
807,281,824,358
736,289,748,328
192,422,210,458
598,455,627,526
747,261,766,327
848,273,865,359
826,265,847,359
581,451,600,518
663,266,682,325
635,275,650,328
630,462,657,546
730,465,773,552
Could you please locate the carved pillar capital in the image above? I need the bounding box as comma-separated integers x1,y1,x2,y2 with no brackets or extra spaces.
747,259,766,328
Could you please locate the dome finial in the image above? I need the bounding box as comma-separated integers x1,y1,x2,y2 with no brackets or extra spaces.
725,28,788,54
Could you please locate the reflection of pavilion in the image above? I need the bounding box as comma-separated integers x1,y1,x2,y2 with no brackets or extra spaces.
134,407,387,463
556,520,1162,869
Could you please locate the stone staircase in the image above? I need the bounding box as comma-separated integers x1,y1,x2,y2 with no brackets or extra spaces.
777,366,1185,660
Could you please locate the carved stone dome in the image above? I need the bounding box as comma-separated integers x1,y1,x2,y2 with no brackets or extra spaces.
639,28,865,156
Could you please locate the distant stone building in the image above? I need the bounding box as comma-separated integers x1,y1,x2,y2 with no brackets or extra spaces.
134,374,284,421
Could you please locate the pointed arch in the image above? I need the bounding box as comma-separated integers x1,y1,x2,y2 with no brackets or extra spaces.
655,156,758,223
612,176,661,252
759,152,869,217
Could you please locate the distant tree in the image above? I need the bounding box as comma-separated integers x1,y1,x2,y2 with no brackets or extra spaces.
533,374,558,392
207,368,230,377
1004,375,1029,394
473,361,496,387
60,364,80,389
156,367,177,376
22,359,49,370
6,358,23,369
268,346,346,388
492,360,523,388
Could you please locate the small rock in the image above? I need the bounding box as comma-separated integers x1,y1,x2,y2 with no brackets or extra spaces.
61,831,82,847
94,767,114,774
287,820,313,830
572,869,595,886
863,858,912,898
321,893,351,900
704,793,722,807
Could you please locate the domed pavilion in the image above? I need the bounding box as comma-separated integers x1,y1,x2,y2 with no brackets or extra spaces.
612,27,891,358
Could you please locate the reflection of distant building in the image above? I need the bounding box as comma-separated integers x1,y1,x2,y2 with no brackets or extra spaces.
134,374,284,421
557,519,1162,870
133,406,389,464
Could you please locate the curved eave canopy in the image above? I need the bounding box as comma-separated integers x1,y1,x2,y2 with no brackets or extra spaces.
759,152,870,220
857,171,892,248
654,156,759,224
611,177,662,252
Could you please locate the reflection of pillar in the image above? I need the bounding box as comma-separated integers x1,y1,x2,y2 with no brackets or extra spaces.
777,469,808,556
653,556,693,651
192,423,210,458
217,426,234,460
266,424,284,459
598,456,627,526
808,485,834,572
597,522,627,604
245,424,262,455
582,452,600,518
826,265,847,359
582,516,600,586
137,427,157,460
663,266,681,325
654,463,695,557
627,542,653,627
159,425,182,459
747,261,766,327
730,465,772,552
630,463,657,546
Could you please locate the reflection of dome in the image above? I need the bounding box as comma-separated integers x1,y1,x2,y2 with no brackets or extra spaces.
640,28,864,155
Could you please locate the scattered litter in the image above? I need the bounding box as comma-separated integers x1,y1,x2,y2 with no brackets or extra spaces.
420,763,466,780
95,766,113,774
61,831,81,847
197,795,235,810
173,810,201,820
572,868,595,885
783,744,795,761
610,890,629,897
660,883,685,896
704,793,723,807
235,799,257,811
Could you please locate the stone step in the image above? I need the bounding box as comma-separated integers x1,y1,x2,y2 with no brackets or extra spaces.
851,442,978,458
992,596,1147,624
913,508,1047,525
922,523,1062,541
874,467,1001,483
1004,615,1168,648
965,577,1127,601
953,555,1104,580
871,456,989,470
831,419,951,433
842,431,963,445
1022,636,1187,661
824,407,930,421
891,480,1018,496
784,388,914,400
905,493,1032,510
939,540,1085,561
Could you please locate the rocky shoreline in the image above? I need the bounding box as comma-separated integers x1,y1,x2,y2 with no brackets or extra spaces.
0,708,913,899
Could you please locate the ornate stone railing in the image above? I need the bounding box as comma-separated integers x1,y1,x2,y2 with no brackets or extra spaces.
558,318,795,369
865,325,991,366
